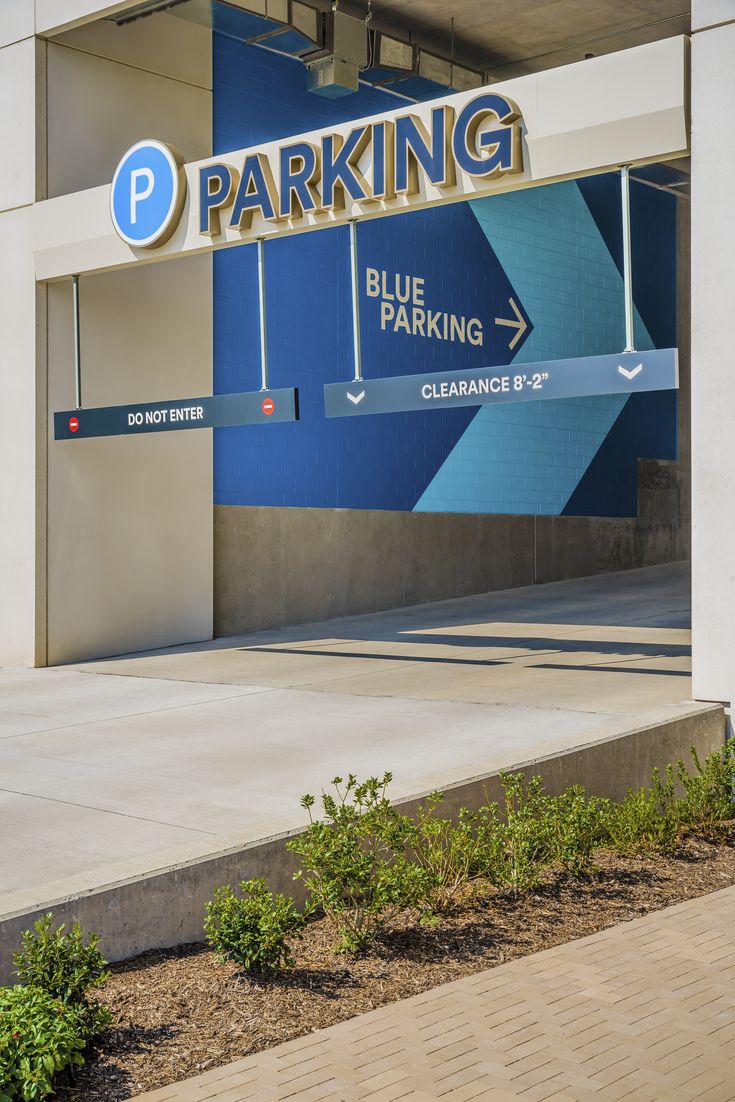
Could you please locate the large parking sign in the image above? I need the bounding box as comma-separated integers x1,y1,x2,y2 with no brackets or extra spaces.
110,140,186,248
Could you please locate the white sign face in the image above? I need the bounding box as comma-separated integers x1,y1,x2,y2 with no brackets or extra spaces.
33,35,689,281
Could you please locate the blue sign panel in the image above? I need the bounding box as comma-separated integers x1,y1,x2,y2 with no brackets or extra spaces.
324,349,678,418
214,203,535,512
110,140,186,248
55,389,298,441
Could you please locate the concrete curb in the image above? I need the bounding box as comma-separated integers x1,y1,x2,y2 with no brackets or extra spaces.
0,701,724,982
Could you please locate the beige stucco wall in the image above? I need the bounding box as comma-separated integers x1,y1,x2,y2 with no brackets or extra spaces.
35,1,145,37
43,14,215,664
46,257,213,664
46,14,212,198
691,0,735,706
0,36,46,666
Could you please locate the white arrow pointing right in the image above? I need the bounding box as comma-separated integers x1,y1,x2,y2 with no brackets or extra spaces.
618,363,643,381
347,389,366,405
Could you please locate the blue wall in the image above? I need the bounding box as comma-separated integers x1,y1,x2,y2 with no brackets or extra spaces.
213,34,677,517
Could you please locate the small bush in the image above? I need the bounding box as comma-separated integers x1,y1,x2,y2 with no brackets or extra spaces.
287,773,430,953
281,751,733,954
547,786,610,877
675,741,735,837
14,915,109,1011
0,984,87,1101
398,794,503,913
204,879,306,976
491,773,553,895
605,771,679,855
465,802,509,881
13,915,110,1038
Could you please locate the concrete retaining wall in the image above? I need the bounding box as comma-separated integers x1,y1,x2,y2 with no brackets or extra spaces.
214,458,689,636
0,702,723,983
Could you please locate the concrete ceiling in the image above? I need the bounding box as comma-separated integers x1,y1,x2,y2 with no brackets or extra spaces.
332,0,690,77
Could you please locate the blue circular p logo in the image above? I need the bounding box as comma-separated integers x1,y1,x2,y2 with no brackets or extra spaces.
110,140,186,249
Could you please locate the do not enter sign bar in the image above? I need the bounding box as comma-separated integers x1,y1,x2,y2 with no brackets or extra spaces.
54,388,299,440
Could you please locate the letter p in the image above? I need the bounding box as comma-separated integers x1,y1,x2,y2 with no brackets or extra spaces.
130,167,154,224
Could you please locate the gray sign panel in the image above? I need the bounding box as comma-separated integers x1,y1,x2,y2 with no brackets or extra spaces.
324,348,678,419
54,388,299,441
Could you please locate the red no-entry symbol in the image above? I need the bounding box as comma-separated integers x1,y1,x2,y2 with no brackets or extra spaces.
68,416,79,433
261,397,275,416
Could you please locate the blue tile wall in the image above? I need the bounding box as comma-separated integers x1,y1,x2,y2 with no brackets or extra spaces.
214,33,404,150
415,180,676,516
213,34,677,517
213,35,530,511
560,175,678,516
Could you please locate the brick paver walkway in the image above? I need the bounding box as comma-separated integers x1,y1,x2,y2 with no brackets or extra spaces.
133,887,735,1102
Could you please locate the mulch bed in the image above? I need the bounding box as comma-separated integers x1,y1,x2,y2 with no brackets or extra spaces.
56,835,735,1101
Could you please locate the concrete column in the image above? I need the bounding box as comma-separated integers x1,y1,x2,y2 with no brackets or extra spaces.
691,1,735,705
1,7,214,667
43,15,214,664
0,15,47,666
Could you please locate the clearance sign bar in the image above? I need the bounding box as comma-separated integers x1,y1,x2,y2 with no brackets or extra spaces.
323,350,678,419
33,37,689,281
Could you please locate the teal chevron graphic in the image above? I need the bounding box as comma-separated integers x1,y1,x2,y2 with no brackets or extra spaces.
414,180,654,515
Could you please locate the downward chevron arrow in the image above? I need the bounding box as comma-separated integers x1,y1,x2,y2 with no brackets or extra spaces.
495,297,528,350
347,389,366,405
618,363,643,380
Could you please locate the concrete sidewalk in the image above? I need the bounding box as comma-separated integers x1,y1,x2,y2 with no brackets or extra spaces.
133,885,735,1102
0,563,697,912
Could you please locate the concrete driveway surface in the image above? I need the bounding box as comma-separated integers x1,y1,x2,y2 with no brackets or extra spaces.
0,562,696,912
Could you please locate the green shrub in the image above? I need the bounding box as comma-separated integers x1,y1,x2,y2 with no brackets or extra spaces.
605,770,679,855
397,794,504,913
465,801,510,880
204,879,306,976
14,915,109,1011
675,741,735,837
287,773,430,953
13,915,110,1038
283,748,733,953
407,774,604,899
490,773,553,895
547,786,610,877
0,985,87,1101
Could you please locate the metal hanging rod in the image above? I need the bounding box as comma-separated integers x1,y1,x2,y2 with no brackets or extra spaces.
257,238,269,392
72,274,82,410
620,165,635,354
349,220,362,383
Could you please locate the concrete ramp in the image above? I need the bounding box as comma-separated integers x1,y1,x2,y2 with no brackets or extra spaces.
0,562,724,977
